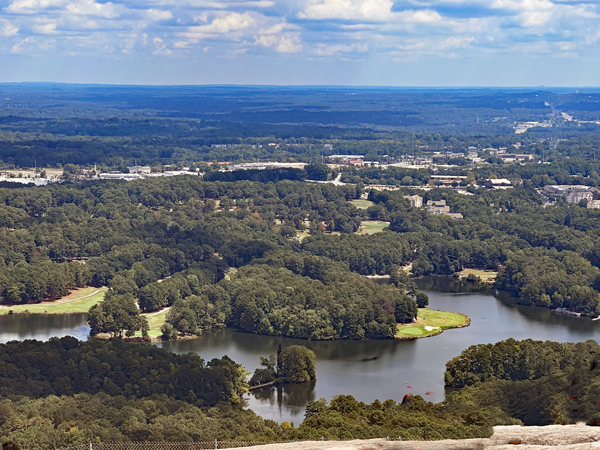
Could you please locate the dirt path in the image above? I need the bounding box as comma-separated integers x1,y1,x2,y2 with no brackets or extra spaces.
147,306,171,317
0,287,106,309
52,289,105,304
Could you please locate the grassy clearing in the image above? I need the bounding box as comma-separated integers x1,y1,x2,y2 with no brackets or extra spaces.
457,268,498,280
135,308,170,336
396,308,469,339
295,229,310,241
355,220,390,235
349,199,375,209
224,267,238,280
0,287,107,315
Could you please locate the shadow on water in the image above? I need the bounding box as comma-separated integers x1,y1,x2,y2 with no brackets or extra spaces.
415,276,600,333
250,382,316,424
0,313,89,344
494,290,600,334
1,277,600,424
414,276,494,295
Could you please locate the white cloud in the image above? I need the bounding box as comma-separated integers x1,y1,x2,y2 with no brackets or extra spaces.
298,0,394,21
402,8,442,23
0,22,19,37
152,36,172,54
313,42,367,55
6,0,123,18
143,9,174,21
6,0,65,15
438,36,474,49
38,38,56,49
0,0,599,67
255,21,303,52
33,22,57,34
275,34,302,52
181,11,256,40
173,40,191,47
197,12,254,32
11,37,31,53
492,0,555,27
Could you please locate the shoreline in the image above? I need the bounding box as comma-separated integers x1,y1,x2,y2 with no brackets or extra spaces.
0,287,107,315
2,311,471,343
0,310,89,316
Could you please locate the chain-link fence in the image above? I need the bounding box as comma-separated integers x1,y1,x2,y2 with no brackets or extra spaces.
57,437,485,450
60,442,283,450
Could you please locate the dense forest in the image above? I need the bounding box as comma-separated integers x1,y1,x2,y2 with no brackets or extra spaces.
2,85,600,169
445,339,600,426
0,337,248,406
3,173,600,324
4,85,600,447
165,265,416,340
0,337,520,450
1,337,597,449
343,157,600,187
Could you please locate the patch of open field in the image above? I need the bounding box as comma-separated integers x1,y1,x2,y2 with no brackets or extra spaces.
136,308,170,336
0,287,107,315
349,199,375,209
295,229,310,241
457,268,498,280
396,308,469,338
355,220,389,235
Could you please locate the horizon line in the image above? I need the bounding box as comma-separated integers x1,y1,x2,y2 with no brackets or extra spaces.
0,81,598,90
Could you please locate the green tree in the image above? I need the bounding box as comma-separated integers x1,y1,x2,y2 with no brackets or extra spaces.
87,293,148,338
416,292,429,308
250,354,277,386
277,345,316,384
305,164,329,181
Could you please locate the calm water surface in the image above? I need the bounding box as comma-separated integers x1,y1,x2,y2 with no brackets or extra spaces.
1,277,600,424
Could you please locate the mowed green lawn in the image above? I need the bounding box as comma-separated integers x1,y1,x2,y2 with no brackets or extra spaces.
135,308,170,336
457,268,498,280
396,308,469,338
349,199,375,209
355,220,390,235
0,287,107,315
295,230,310,241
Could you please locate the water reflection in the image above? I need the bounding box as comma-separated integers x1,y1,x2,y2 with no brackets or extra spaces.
0,313,89,344
0,278,599,424
415,276,493,294
251,382,316,424
417,276,600,336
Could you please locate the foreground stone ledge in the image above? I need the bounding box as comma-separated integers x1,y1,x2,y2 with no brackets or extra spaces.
233,424,600,450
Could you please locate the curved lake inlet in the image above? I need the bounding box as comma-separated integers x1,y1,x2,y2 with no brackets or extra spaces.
1,277,599,424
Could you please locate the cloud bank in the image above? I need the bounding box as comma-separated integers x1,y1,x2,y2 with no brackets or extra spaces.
0,0,599,84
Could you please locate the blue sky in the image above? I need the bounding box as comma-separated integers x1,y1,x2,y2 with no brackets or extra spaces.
1,0,600,85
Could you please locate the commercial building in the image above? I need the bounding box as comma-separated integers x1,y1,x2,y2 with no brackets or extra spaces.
403,195,423,208
430,175,467,185
128,166,152,174
426,200,462,219
543,185,594,204
588,200,600,209
426,200,450,215
497,154,534,163
565,190,593,204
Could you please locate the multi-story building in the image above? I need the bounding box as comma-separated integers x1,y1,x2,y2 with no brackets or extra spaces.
403,195,423,208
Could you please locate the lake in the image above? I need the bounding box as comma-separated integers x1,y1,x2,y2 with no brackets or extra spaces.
1,277,599,424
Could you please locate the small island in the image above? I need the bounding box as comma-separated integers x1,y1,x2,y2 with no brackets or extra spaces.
395,308,470,339
249,345,317,389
